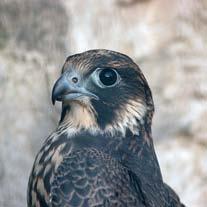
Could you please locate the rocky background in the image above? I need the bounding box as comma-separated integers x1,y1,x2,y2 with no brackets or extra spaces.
0,0,206,206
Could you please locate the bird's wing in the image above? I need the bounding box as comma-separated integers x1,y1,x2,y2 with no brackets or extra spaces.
49,148,146,207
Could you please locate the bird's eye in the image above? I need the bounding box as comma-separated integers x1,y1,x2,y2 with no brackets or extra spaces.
99,68,118,87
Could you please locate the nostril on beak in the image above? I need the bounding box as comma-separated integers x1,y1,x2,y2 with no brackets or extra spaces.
72,77,78,83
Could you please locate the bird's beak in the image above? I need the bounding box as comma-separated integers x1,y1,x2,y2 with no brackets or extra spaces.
52,74,98,105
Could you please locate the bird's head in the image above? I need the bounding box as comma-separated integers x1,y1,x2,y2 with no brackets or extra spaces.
52,49,154,136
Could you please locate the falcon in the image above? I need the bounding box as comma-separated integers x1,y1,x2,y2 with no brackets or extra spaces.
27,49,185,207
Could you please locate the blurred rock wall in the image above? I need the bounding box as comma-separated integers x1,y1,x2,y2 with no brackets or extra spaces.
0,0,206,206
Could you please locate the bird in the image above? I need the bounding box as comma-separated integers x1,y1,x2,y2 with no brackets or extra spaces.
27,49,185,207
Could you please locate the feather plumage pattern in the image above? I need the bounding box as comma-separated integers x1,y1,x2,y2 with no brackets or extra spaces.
27,49,185,207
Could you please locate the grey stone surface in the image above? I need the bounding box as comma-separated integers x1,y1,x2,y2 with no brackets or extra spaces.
0,0,206,206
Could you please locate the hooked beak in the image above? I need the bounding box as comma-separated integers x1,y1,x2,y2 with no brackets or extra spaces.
52,74,98,105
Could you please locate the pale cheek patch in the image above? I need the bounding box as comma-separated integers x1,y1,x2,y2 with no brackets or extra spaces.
105,99,147,136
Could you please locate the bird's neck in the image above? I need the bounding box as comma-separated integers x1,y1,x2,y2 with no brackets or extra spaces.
57,102,163,183
49,122,165,206
115,127,163,183
57,121,163,183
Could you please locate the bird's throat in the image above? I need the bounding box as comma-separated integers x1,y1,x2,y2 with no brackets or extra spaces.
60,102,98,130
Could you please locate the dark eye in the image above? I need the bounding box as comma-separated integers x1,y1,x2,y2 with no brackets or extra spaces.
99,68,118,86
